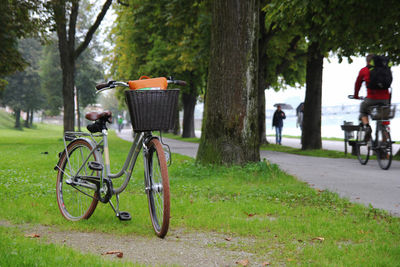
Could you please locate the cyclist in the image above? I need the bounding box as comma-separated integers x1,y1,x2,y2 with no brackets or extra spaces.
353,54,391,141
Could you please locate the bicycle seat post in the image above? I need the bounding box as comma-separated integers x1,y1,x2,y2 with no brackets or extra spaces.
102,128,111,177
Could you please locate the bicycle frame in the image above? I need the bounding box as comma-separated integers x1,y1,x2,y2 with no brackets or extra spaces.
60,129,147,196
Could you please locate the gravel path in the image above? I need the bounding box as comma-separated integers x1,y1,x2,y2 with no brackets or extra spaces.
1,220,266,266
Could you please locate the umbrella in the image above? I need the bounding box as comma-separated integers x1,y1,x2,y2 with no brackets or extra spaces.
273,103,293,110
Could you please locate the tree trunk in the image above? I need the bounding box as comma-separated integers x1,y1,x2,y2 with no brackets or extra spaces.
24,109,30,128
14,108,21,129
29,109,33,127
75,86,81,132
182,73,197,138
196,0,260,165
61,58,76,132
258,9,268,144
301,42,323,150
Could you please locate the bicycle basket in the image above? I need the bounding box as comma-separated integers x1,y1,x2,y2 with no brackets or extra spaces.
370,105,396,120
125,89,179,131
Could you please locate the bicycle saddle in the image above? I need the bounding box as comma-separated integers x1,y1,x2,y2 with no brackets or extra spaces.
85,111,112,122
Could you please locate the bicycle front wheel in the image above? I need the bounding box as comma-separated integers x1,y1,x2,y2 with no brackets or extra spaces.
376,125,392,170
145,138,170,238
355,127,370,165
56,139,99,221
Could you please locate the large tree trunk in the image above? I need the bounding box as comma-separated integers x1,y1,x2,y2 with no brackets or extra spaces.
301,42,323,150
258,8,268,144
196,0,260,165
182,73,197,138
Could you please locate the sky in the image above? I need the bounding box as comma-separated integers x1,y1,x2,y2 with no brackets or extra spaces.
265,56,400,110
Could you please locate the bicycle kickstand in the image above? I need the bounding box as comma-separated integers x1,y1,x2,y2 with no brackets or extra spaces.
109,194,132,221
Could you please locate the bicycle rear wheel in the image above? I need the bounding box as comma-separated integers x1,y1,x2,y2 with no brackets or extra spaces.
376,125,392,170
355,127,370,165
145,138,170,238
56,139,99,221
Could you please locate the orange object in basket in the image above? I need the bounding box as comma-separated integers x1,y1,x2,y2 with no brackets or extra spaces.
128,76,168,90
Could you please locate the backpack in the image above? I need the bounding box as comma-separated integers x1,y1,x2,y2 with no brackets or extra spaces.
368,55,392,90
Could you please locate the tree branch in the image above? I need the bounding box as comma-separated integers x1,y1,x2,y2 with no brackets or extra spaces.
74,0,113,58
68,0,79,51
117,0,129,7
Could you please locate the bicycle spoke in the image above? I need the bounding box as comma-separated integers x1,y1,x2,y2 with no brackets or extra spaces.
145,138,170,238
56,140,99,221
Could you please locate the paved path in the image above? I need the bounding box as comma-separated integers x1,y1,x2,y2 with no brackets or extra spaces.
117,129,400,217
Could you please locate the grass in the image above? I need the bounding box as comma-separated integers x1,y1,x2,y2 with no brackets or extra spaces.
261,143,357,159
0,109,15,129
0,124,400,266
0,227,140,267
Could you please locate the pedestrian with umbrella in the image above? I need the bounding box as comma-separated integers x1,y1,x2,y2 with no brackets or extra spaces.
272,104,286,145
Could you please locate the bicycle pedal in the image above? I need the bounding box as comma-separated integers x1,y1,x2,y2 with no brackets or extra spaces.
117,211,131,221
88,161,103,171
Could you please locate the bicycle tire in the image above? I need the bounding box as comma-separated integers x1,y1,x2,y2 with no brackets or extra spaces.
376,125,392,170
145,138,170,238
356,126,370,165
56,139,99,221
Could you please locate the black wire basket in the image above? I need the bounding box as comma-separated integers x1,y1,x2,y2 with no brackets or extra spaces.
125,89,179,131
370,105,396,120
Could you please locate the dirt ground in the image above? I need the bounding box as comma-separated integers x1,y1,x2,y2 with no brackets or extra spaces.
1,220,269,266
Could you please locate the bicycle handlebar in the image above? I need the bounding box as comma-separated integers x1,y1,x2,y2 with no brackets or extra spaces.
169,79,187,86
348,95,365,100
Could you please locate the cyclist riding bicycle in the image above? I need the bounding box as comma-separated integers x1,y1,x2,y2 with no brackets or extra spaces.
353,54,392,141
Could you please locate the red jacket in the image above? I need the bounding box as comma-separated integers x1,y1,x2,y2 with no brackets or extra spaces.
354,66,390,100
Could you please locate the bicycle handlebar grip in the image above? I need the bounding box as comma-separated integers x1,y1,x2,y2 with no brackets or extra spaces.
174,80,187,86
96,82,109,90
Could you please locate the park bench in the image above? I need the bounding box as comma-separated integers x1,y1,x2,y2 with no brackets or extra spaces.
340,121,359,155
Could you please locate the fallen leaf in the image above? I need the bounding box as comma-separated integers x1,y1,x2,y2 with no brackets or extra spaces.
25,233,40,238
236,259,249,266
312,237,325,242
225,237,232,241
244,212,256,217
262,262,271,266
287,258,295,262
102,251,124,258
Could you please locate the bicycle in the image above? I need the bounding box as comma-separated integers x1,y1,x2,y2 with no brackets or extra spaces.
348,95,396,170
54,77,186,238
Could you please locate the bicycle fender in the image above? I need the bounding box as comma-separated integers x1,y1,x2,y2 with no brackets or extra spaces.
54,138,100,171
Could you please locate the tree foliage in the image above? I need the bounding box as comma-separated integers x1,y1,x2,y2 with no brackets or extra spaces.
109,0,210,136
264,0,400,150
2,38,44,128
0,0,44,77
39,38,102,116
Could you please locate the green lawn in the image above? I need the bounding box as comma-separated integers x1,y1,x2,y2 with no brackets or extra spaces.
0,122,399,266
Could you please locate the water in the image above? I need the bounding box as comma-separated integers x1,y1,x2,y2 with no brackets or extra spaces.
266,103,400,141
